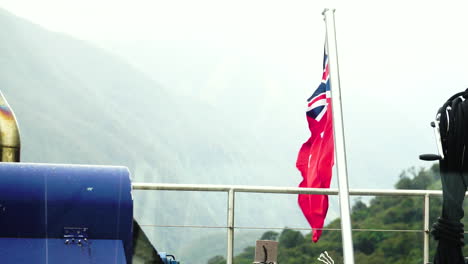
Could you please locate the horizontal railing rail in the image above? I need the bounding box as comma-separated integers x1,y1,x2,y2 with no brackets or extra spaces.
132,183,459,264
133,183,445,196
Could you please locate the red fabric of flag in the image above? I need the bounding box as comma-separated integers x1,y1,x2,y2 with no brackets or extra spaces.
296,51,334,242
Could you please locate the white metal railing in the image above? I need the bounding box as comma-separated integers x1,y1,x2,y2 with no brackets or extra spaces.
132,183,449,264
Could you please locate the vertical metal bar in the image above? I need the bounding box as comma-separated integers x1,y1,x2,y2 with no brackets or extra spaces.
432,118,444,160
227,189,235,264
423,194,430,264
323,8,355,264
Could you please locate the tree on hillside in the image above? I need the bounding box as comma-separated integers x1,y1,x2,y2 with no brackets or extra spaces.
260,231,279,241
207,164,453,264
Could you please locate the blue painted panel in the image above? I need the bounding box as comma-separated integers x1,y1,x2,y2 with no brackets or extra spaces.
0,238,126,264
0,163,133,263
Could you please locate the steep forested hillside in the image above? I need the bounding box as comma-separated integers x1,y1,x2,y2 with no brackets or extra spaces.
0,8,305,263
208,164,468,264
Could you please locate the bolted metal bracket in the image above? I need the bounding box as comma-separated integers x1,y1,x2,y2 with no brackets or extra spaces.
64,227,89,246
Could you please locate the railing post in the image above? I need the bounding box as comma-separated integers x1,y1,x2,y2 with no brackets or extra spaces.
131,183,446,263
227,188,235,264
423,194,430,264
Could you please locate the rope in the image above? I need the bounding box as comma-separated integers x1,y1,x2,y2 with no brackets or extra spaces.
431,89,468,264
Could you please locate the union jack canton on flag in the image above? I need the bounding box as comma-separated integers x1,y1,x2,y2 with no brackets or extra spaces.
307,53,331,120
296,49,335,243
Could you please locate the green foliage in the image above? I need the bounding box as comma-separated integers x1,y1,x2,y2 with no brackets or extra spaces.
207,255,225,264
278,229,304,249
395,165,440,190
225,164,468,264
260,231,279,241
232,246,255,264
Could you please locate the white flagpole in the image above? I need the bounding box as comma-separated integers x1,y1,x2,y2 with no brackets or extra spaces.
322,8,355,264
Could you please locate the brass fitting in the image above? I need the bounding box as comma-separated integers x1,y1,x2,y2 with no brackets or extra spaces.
0,91,20,162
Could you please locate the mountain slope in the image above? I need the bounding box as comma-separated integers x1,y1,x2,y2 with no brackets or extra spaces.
0,8,306,263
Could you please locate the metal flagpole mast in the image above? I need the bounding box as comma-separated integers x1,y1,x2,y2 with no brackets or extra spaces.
322,8,355,264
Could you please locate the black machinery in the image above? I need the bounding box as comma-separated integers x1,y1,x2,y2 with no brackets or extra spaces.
420,89,468,264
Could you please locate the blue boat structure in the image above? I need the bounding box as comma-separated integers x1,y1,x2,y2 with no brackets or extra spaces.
0,163,133,263
0,91,178,264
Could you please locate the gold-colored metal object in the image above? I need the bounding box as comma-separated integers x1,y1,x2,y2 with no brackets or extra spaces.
0,90,20,162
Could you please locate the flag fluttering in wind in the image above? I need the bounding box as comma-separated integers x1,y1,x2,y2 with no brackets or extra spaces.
296,48,334,243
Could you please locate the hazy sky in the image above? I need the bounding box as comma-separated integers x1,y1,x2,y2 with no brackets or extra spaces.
1,0,468,189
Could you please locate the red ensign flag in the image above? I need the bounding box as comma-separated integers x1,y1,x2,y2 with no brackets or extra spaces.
296,50,334,242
